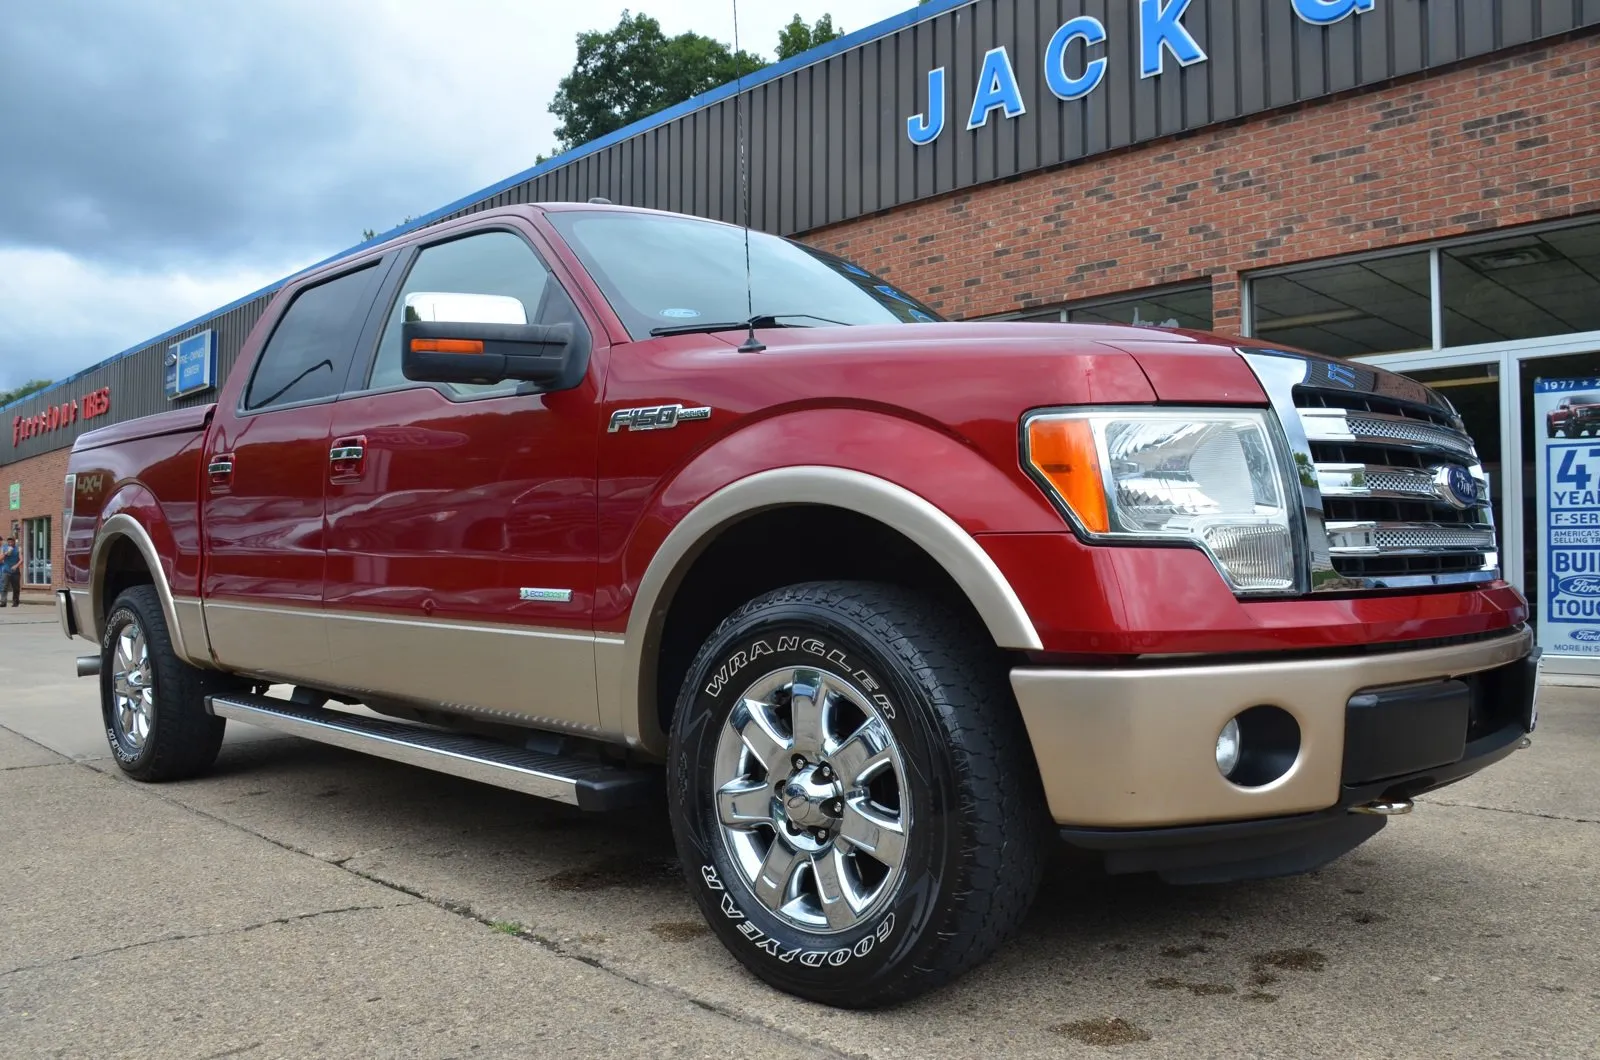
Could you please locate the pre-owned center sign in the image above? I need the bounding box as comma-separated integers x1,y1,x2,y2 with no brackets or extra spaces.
907,0,1376,144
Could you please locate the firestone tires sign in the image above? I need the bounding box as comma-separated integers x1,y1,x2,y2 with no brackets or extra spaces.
1535,377,1600,658
907,0,1376,144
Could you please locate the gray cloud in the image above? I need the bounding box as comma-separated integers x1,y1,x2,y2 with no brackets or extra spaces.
0,0,908,393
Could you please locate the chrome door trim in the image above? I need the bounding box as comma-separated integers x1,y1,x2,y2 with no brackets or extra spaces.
607,465,1045,754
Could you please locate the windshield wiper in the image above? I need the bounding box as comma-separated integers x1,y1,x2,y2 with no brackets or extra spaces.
648,313,846,338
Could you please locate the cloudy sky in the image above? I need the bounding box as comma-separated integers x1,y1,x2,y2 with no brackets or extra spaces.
0,0,910,393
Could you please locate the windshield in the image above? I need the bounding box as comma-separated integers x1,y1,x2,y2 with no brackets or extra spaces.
546,210,942,340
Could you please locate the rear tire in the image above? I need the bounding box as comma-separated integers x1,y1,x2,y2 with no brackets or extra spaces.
100,585,228,782
667,581,1047,1008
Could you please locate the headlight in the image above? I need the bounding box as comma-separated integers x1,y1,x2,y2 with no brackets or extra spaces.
1024,409,1296,593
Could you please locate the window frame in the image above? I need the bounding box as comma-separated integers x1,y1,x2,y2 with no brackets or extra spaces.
1243,214,1600,356
237,254,396,418
347,224,582,403
22,515,51,587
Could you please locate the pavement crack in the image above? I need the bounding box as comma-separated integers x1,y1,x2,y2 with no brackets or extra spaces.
1424,798,1600,825
0,760,72,772
0,903,401,980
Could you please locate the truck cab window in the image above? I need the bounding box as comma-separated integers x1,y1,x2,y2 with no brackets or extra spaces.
243,264,381,412
369,231,553,397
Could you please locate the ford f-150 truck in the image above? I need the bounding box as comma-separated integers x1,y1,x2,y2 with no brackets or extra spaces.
1547,391,1600,437
58,203,1538,1008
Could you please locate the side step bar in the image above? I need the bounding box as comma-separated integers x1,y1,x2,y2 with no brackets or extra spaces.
205,692,659,811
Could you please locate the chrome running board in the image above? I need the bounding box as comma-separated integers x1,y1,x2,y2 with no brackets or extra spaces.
205,692,658,811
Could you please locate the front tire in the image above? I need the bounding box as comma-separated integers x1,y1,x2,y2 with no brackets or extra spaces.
100,585,227,782
667,581,1046,1008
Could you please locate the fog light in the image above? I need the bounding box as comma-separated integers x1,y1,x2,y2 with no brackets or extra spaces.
1215,717,1241,777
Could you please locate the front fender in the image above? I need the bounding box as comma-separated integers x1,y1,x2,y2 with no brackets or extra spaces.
601,407,1064,748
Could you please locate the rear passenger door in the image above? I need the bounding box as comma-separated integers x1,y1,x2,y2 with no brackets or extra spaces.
201,260,390,680
322,224,605,730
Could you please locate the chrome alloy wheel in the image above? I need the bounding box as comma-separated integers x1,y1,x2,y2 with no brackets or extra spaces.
111,621,154,752
712,666,910,934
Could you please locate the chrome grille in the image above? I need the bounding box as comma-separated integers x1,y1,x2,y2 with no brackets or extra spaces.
1240,350,1500,593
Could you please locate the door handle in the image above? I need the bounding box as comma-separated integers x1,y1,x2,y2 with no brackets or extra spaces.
329,436,367,481
207,455,234,487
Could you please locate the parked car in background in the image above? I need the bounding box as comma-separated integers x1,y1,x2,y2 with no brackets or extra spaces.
57,204,1538,1008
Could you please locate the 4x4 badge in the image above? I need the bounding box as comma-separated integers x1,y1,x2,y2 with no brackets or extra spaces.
608,404,712,432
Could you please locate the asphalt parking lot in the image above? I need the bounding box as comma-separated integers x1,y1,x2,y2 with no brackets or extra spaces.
2,605,1597,1059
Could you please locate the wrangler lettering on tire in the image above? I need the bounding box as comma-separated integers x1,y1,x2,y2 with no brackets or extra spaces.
667,581,1047,1008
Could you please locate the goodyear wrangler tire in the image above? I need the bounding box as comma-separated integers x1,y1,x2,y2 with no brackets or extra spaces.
100,585,228,782
667,581,1047,1008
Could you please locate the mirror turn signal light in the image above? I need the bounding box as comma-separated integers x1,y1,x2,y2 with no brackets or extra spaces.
410,338,484,354
1026,417,1109,533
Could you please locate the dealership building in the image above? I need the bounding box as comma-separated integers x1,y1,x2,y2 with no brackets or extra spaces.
6,0,1599,661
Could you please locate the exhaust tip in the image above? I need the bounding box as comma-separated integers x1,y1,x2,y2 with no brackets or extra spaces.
75,655,101,678
1351,798,1414,816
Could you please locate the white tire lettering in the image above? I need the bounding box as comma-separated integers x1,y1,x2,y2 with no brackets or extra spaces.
877,913,896,942
738,921,761,940
720,893,745,921
853,936,874,958
776,635,799,652
701,864,724,890
828,949,851,967
798,951,827,968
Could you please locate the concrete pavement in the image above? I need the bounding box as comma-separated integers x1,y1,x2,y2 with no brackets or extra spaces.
2,605,1597,1058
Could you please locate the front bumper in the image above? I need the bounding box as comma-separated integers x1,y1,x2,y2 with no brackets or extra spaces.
1011,626,1535,830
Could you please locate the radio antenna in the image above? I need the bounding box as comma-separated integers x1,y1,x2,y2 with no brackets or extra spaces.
731,0,765,353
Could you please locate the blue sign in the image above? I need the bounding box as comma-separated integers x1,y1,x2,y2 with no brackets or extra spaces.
1534,377,1600,657
166,330,215,399
906,0,1379,144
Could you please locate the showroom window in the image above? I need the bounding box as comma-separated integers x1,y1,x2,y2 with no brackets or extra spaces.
1246,217,1600,358
1001,283,1212,329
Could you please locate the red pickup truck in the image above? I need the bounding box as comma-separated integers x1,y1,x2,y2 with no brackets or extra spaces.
58,203,1537,1007
1547,392,1600,437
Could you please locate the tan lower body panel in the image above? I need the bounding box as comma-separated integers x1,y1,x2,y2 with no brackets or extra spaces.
1011,628,1533,828
201,599,604,735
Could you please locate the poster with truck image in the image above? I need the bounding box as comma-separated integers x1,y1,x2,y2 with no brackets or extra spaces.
1535,376,1600,658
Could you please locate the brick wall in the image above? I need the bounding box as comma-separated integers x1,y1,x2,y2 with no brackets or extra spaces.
4,447,70,592
811,33,1600,331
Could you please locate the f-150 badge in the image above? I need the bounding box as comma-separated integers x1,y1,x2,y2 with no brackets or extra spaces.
608,404,712,432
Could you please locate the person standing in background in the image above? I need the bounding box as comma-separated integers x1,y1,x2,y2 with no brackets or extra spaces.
1,536,20,607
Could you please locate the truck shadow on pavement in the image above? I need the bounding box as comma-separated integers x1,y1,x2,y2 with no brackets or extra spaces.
156,730,1573,1048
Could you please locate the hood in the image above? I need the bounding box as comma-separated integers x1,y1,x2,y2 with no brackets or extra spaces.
716,321,1269,405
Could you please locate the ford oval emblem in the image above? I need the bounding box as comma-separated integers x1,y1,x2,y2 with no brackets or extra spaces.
1434,466,1479,509
1556,575,1600,598
1571,629,1600,642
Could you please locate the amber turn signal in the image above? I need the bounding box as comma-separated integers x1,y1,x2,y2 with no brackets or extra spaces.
410,338,484,354
1026,417,1109,533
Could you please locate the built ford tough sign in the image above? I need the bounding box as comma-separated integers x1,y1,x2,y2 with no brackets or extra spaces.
57,204,1538,1008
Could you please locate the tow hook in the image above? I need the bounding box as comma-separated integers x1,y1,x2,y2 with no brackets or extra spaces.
1351,798,1414,816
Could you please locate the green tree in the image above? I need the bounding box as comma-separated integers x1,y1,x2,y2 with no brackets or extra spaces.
0,379,51,406
549,11,763,150
776,13,841,61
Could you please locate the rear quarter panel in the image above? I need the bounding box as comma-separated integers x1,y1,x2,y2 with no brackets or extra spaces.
68,425,209,598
